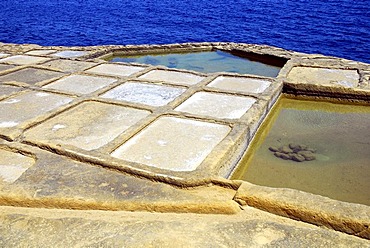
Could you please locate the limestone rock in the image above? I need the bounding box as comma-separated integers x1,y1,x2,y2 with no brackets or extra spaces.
274,152,291,160
291,154,305,162
271,142,317,162
269,146,280,152
280,145,293,154
298,150,316,161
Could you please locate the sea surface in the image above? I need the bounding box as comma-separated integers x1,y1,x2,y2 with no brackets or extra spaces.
0,0,369,63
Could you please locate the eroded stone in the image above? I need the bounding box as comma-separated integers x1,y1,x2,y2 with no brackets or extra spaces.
24,101,150,151
175,92,256,119
274,152,290,160
208,76,271,94
43,74,117,94
2,148,236,208
280,145,293,154
101,81,186,106
1,202,367,247
112,116,231,171
139,69,205,86
298,151,316,161
287,67,360,88
268,146,280,152
270,143,317,163
291,154,305,162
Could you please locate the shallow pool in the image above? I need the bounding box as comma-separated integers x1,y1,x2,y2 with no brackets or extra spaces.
108,50,282,77
232,96,370,206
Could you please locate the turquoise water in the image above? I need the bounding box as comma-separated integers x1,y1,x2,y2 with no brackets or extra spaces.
110,50,281,77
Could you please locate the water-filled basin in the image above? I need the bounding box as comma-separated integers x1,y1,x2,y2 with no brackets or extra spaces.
107,50,283,77
232,96,370,206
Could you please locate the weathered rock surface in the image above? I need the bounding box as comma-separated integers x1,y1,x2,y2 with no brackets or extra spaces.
270,143,317,162
235,182,370,240
0,206,369,248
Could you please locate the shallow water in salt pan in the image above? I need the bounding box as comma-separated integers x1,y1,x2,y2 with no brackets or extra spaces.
232,97,370,206
109,50,281,77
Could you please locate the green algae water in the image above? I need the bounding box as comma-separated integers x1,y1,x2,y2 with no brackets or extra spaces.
108,50,281,77
232,96,370,206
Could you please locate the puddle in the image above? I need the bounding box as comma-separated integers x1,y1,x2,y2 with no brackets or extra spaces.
107,50,283,77
231,96,370,206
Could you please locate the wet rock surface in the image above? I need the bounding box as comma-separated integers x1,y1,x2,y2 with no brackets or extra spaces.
269,143,317,162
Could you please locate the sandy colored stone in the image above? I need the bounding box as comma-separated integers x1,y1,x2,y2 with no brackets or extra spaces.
41,59,97,73
298,150,316,161
24,101,150,151
0,149,35,183
287,67,360,88
101,81,186,106
280,145,293,154
0,206,368,248
0,91,73,128
0,145,237,212
112,116,231,171
0,68,65,85
139,69,205,86
0,55,49,65
175,91,256,119
43,74,117,95
234,182,370,239
208,76,271,94
86,64,145,77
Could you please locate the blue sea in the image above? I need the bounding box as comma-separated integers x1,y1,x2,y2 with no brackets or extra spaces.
0,0,369,63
